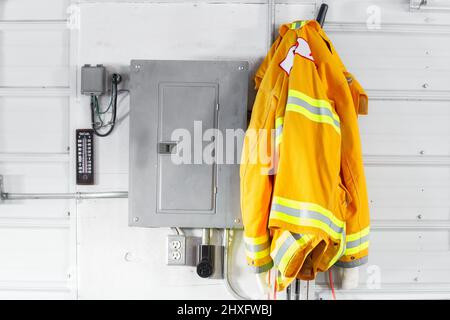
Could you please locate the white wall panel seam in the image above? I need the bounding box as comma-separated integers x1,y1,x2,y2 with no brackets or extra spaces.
0,218,70,229
364,155,450,167
0,20,67,31
0,87,71,97
0,281,71,292
68,0,81,300
324,22,450,34
0,153,70,163
367,89,450,101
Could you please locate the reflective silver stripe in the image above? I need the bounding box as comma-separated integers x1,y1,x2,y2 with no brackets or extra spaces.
335,256,368,268
346,235,370,249
276,125,283,138
249,261,273,273
338,230,347,259
273,235,296,266
273,232,302,266
245,241,270,252
287,96,340,128
271,203,344,235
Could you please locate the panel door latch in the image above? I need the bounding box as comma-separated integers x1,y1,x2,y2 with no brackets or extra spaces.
158,142,178,154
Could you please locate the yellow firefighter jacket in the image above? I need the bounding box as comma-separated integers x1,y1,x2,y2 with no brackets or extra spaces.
240,20,370,290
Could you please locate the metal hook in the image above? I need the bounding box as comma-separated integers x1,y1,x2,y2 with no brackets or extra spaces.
316,3,329,27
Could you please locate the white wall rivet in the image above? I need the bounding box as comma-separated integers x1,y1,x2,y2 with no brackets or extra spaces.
419,150,425,155
238,66,244,71
134,217,139,222
422,83,429,88
234,218,241,224
124,252,134,262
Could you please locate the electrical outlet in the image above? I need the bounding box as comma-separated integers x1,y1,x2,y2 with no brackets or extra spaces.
171,240,182,250
167,235,186,265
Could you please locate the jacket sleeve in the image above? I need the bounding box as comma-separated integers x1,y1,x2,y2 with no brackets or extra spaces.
328,72,370,269
314,27,371,269
240,85,280,273
335,74,370,269
344,71,368,116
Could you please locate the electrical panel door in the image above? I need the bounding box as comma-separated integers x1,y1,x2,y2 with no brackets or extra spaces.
129,60,248,228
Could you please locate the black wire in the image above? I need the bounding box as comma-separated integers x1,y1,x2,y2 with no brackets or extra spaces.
294,279,301,300
90,74,120,137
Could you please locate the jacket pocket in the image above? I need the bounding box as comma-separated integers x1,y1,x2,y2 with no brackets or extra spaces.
334,181,353,221
339,182,353,207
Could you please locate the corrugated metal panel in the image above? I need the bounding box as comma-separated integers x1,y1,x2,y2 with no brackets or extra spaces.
0,0,75,299
1,0,449,300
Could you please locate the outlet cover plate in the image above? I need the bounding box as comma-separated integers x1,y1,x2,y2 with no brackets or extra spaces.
167,235,186,265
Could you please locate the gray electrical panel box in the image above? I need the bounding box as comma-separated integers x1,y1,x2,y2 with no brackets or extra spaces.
129,60,248,228
81,64,106,95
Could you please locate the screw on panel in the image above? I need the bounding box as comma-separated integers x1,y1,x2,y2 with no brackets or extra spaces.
419,150,425,155
238,66,245,71
422,83,429,89
124,252,134,262
417,214,422,220
134,64,141,72
133,217,139,222
234,218,241,224
0,175,5,201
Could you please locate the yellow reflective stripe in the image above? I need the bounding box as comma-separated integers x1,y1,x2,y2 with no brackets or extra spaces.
246,247,271,259
250,261,273,273
346,226,370,242
278,235,312,274
244,234,269,245
288,90,339,122
344,241,369,256
270,211,342,240
290,21,307,30
273,196,345,229
271,230,291,258
275,117,283,128
336,256,368,268
278,242,298,273
247,255,272,267
328,226,346,267
286,104,341,135
270,196,346,268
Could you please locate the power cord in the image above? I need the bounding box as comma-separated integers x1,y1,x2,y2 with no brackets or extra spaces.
90,73,122,137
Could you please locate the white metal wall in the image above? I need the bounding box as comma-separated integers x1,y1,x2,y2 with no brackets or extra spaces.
0,0,449,300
